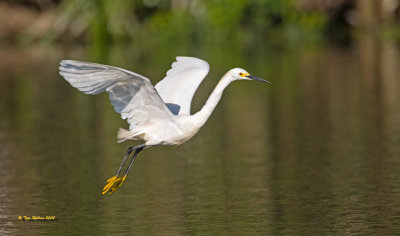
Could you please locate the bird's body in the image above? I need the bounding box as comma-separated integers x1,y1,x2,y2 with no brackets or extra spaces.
59,56,270,195
117,69,239,146
118,113,200,146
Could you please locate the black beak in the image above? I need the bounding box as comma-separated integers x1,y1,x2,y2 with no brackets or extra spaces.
246,74,271,84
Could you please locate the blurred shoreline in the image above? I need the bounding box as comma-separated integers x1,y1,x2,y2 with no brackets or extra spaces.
2,0,400,46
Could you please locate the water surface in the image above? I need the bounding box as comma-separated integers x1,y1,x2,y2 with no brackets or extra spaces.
1,38,400,235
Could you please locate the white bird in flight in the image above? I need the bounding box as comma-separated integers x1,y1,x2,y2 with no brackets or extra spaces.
59,56,270,195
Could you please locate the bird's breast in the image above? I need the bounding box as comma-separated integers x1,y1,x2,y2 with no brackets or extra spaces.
142,117,201,146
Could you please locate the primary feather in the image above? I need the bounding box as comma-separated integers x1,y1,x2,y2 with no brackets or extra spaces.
59,60,175,142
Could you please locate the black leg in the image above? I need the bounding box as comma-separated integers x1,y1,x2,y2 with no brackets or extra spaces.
102,144,146,195
115,146,136,177
124,145,145,176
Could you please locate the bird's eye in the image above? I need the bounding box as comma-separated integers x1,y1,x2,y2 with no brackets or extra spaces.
239,72,243,76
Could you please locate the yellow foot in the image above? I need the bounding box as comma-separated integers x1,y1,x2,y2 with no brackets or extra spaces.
108,175,127,195
102,175,118,195
101,175,127,195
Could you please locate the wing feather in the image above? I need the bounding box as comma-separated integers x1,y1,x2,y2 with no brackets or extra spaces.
59,60,174,132
155,56,210,115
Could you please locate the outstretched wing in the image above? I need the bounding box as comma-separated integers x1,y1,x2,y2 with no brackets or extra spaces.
155,56,210,115
59,60,174,130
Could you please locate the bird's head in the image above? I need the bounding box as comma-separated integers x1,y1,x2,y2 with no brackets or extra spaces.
230,68,271,84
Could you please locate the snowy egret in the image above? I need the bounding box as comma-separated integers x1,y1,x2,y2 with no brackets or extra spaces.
59,56,270,195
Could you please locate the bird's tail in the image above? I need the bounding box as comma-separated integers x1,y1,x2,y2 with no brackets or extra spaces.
117,128,144,143
117,128,133,143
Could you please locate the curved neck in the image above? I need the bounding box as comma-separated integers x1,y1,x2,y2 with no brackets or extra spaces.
192,73,235,128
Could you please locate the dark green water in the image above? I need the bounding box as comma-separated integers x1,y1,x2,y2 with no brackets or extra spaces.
1,37,400,235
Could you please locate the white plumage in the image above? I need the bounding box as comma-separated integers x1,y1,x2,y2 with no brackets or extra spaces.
155,56,210,115
59,56,270,195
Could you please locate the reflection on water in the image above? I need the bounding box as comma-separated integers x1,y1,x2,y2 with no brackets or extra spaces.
1,37,400,235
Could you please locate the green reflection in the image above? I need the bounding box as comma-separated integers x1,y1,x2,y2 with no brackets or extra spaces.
1,37,400,235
